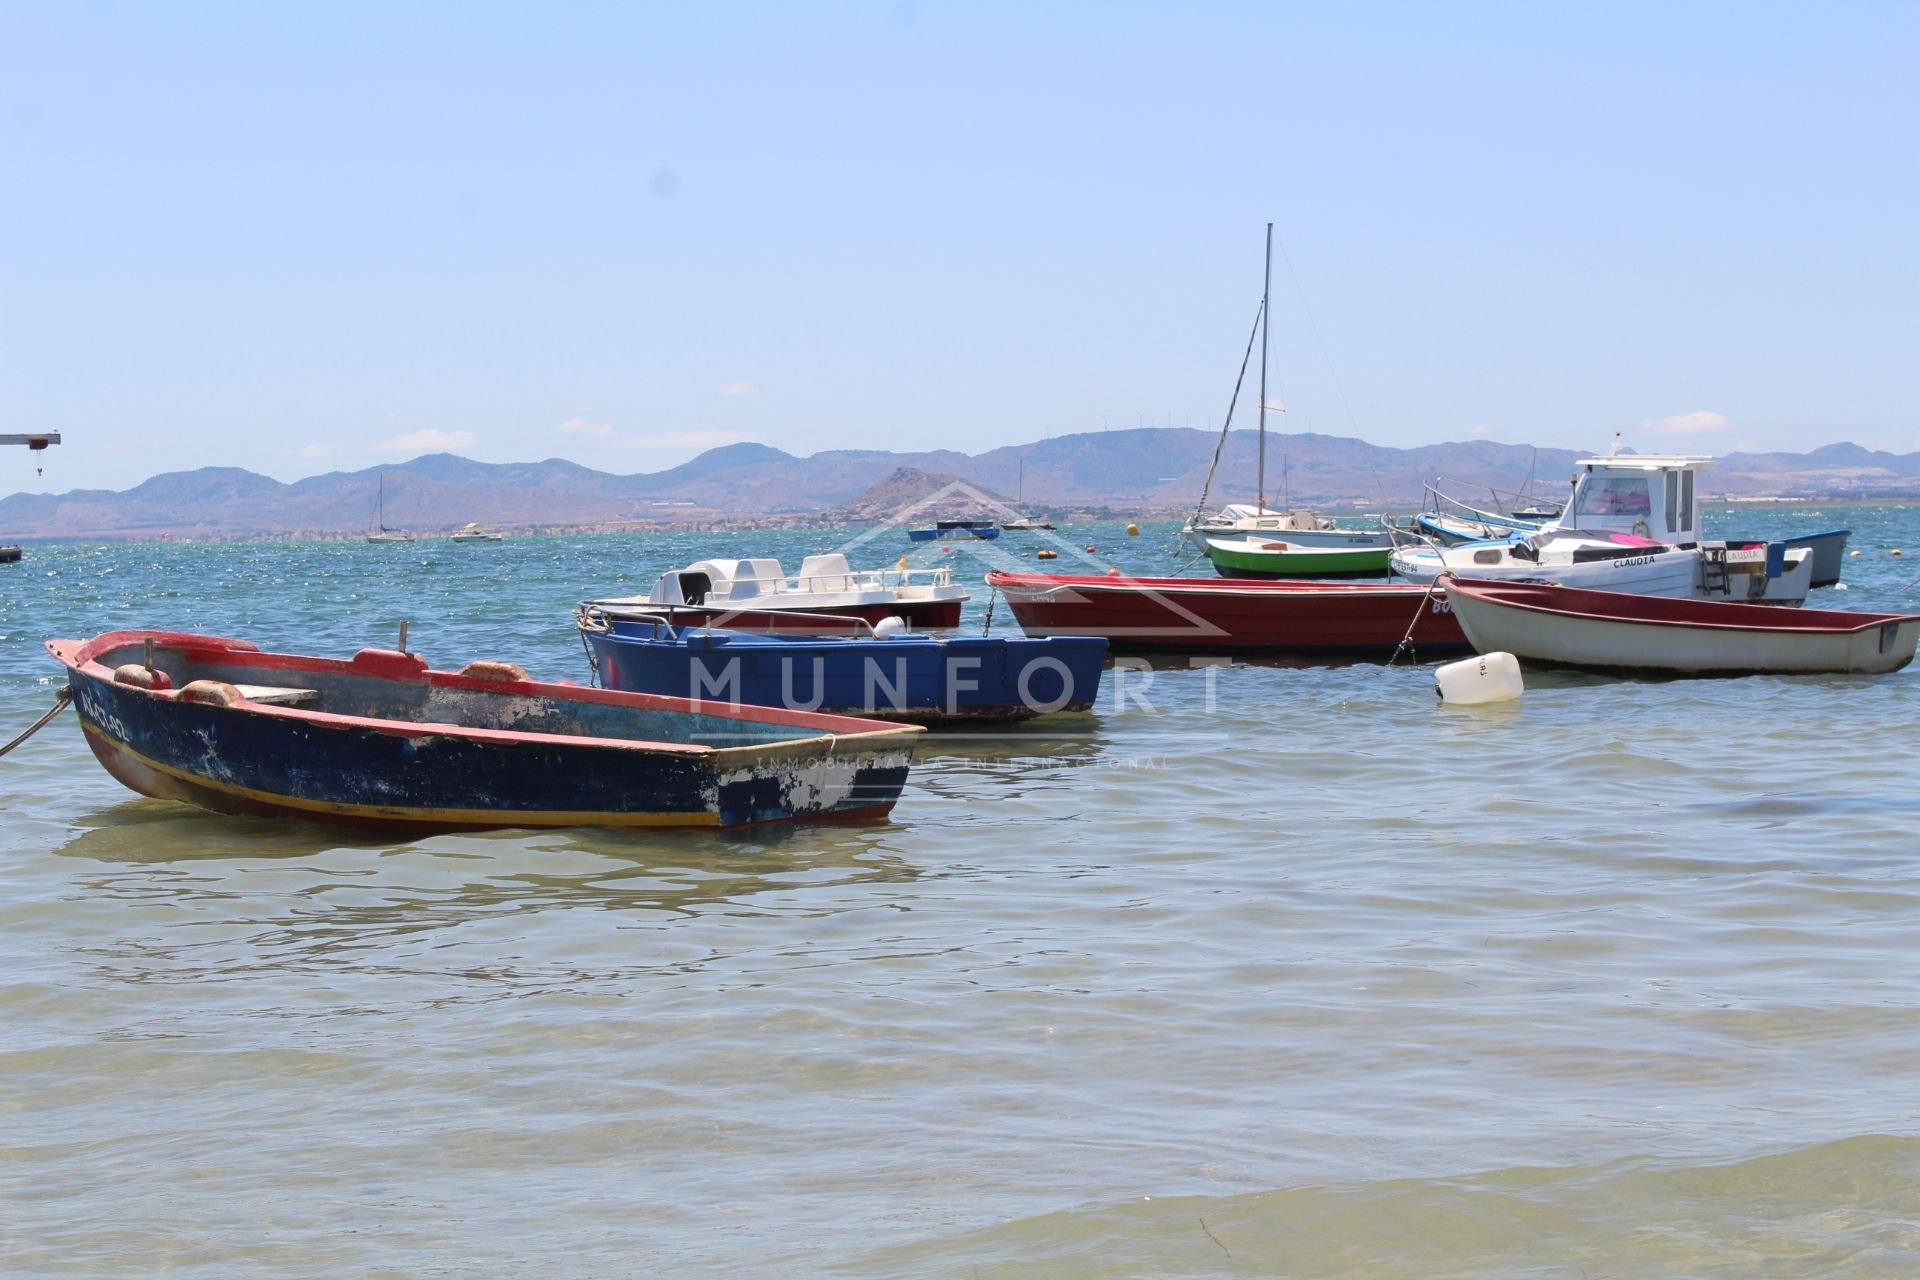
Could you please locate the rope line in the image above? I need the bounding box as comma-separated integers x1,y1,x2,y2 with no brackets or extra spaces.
0,688,74,758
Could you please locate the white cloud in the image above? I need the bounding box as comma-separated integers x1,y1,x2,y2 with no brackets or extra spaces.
1642,410,1730,435
718,380,757,398
559,415,614,439
375,428,477,454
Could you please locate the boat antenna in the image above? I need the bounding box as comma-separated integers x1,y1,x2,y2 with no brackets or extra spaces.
1185,298,1266,534
1257,222,1272,513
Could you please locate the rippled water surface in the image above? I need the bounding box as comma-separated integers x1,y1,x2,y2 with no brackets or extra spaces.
4,512,1920,1277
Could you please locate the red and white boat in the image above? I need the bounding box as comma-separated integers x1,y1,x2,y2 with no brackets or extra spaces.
590,554,969,632
984,571,1469,658
1442,576,1920,676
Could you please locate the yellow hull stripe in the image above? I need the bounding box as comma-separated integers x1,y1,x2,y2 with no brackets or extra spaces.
84,725,727,828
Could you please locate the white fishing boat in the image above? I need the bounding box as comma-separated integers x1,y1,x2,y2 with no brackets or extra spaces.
588,553,970,631
1443,576,1920,676
1390,449,1812,603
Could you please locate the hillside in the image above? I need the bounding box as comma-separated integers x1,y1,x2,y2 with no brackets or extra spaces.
2,430,1912,541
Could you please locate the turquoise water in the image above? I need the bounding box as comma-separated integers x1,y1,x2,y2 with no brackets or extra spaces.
5,511,1920,1277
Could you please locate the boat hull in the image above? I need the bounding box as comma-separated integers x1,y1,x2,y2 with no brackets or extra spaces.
50,632,921,832
1390,543,1702,595
1442,577,1920,676
586,625,1109,722
1206,540,1393,579
985,572,1468,658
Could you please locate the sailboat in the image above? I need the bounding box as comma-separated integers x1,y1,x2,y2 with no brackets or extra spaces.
1182,226,1388,555
1000,459,1053,530
366,474,415,543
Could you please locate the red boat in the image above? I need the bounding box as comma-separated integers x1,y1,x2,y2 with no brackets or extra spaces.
984,571,1469,658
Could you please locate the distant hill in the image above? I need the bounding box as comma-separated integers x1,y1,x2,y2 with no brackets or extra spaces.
2,429,1913,541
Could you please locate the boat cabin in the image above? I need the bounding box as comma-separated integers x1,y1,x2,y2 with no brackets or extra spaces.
1556,455,1711,545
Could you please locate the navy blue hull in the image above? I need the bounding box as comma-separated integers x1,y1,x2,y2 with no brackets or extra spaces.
52,634,921,832
587,625,1107,722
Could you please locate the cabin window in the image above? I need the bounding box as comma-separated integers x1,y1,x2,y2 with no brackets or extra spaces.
1665,474,1679,532
1576,476,1651,517
1680,471,1695,532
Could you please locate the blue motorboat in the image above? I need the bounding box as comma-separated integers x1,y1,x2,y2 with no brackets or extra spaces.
579,614,1107,722
907,520,1000,542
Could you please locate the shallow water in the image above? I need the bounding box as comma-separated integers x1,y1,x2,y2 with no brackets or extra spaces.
4,511,1919,1277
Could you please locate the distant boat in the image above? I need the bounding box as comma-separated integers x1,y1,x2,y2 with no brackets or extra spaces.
366,475,414,543
1000,461,1054,529
449,523,505,543
0,546,20,565
908,519,999,542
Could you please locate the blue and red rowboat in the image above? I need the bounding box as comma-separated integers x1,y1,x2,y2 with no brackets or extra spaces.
48,631,923,832
984,571,1469,658
580,615,1108,722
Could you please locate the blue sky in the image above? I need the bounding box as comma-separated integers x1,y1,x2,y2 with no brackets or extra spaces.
3,1,1915,492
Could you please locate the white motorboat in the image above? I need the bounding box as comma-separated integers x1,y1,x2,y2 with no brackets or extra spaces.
588,554,970,631
1390,450,1812,603
1443,576,1920,676
449,523,505,543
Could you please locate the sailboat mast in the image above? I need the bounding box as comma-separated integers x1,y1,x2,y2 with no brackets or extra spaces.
1256,222,1272,513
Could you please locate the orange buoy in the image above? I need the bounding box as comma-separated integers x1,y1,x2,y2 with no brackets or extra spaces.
1105,567,1122,577
1126,523,1139,536
1036,548,1057,560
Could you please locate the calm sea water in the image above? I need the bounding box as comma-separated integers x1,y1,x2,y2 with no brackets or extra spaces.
4,510,1920,1278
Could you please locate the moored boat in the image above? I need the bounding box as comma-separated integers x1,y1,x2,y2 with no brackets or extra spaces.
589,554,969,631
0,545,20,564
579,613,1108,722
985,570,1468,658
48,630,923,831
908,519,999,541
449,523,505,543
1441,576,1920,676
1205,536,1393,579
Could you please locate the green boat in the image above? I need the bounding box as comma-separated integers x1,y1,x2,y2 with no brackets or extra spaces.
1205,536,1395,580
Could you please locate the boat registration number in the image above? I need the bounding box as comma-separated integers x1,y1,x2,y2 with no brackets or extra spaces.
1611,555,1656,568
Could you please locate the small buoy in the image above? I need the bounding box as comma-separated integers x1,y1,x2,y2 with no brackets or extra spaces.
1036,548,1058,560
873,616,907,638
1126,523,1139,536
1893,549,1903,557
1105,567,1122,577
896,555,909,570
943,546,953,554
1085,545,1096,553
1850,550,1862,558
1434,652,1524,705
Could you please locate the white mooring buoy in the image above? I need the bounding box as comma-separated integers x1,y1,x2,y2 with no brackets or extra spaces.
1435,652,1525,705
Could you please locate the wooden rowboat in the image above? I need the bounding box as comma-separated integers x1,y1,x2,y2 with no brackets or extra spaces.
984,571,1468,658
1441,576,1920,676
48,631,922,831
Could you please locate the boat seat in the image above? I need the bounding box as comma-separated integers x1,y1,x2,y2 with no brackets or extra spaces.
229,684,320,705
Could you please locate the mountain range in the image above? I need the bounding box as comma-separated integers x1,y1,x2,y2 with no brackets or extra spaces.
5,430,1917,541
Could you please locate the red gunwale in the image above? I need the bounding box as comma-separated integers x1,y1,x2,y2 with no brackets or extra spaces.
987,571,1436,597
49,630,922,752
1442,577,1920,635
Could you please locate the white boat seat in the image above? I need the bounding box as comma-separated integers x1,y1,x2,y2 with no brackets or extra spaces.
229,684,320,705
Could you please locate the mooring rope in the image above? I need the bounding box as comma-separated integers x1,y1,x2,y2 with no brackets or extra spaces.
1387,579,1444,668
0,688,73,758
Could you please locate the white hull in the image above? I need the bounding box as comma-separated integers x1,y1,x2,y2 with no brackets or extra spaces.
1186,521,1389,554
1391,544,1701,596
1445,581,1920,676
